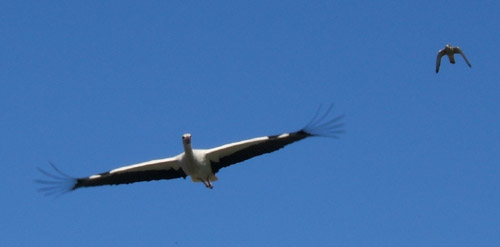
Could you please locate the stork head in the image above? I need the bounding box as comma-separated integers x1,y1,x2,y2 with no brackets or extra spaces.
182,133,192,145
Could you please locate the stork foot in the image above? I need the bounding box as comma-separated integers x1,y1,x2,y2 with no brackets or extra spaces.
199,178,213,189
205,179,213,189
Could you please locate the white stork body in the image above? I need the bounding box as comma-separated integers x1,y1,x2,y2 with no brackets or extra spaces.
181,140,218,188
37,107,343,194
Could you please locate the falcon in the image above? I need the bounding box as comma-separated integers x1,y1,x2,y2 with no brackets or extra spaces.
436,44,472,73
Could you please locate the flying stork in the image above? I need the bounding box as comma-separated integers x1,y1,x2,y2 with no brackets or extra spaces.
436,44,472,73
37,106,344,195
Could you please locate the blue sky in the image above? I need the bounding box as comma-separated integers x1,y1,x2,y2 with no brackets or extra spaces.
1,0,499,246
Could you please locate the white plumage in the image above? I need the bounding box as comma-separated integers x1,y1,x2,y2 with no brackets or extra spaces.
37,106,344,194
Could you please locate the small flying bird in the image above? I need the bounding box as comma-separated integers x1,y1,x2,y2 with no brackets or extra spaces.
436,44,472,73
37,106,344,195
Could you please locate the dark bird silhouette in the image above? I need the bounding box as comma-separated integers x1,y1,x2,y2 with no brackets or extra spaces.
436,44,472,73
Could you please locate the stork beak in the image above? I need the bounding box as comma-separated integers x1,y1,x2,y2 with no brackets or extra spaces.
184,135,191,145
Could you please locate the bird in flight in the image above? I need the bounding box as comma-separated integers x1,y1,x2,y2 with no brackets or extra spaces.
436,44,472,73
37,106,344,195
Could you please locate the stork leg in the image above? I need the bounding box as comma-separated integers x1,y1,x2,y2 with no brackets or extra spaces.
199,178,213,189
205,177,213,189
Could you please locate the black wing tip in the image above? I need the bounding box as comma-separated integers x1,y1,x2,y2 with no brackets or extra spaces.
36,163,77,196
301,104,345,138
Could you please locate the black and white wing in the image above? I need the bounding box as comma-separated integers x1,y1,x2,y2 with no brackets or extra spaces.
453,47,472,68
37,157,186,195
436,48,447,73
206,107,344,174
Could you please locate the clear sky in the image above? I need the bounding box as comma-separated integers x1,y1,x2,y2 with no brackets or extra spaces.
1,0,499,246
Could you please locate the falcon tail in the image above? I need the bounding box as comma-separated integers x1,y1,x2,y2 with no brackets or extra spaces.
449,56,456,64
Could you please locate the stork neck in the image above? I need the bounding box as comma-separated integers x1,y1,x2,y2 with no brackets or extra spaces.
183,144,194,156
